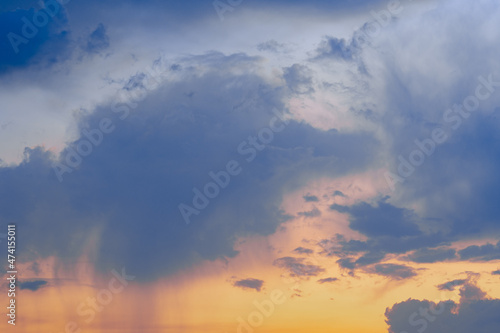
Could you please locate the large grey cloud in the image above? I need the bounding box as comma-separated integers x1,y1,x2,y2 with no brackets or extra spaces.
0,52,377,281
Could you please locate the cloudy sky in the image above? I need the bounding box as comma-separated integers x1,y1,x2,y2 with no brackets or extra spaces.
1,0,500,332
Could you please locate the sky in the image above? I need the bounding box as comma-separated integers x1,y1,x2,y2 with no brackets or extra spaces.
1,0,500,332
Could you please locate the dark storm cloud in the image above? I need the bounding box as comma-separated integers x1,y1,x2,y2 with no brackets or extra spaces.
0,52,378,281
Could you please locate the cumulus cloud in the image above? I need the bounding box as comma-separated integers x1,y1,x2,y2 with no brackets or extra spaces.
386,281,500,333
